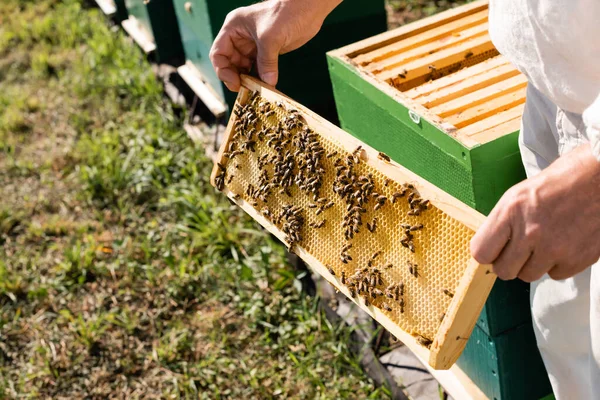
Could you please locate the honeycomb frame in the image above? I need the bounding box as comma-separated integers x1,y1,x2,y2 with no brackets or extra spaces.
210,76,496,369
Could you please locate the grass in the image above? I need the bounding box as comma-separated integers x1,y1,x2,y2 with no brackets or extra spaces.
386,0,471,27
0,0,469,398
0,1,388,398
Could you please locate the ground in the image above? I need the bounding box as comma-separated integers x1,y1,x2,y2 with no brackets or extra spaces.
0,0,465,398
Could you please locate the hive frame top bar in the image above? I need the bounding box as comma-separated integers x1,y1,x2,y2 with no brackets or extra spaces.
211,75,496,369
328,0,525,148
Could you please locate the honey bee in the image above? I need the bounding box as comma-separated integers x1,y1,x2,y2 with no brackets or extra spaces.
399,298,405,313
392,192,405,203
373,288,383,297
416,335,433,349
367,218,377,233
326,151,338,158
341,271,346,285
443,289,454,298
310,220,326,229
384,263,392,269
378,152,391,162
384,178,391,187
370,251,382,261
382,303,393,312
328,266,336,276
410,223,424,231
398,282,404,297
385,284,395,298
465,51,474,59
408,262,419,278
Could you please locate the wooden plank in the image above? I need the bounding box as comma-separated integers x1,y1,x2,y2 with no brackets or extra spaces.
212,76,496,371
417,63,520,108
423,359,489,400
405,55,508,100
329,0,489,59
178,61,227,117
447,87,527,128
430,74,527,117
377,34,495,83
460,104,525,137
367,22,489,74
429,258,496,369
469,116,522,144
95,0,116,16
121,17,156,54
356,9,489,67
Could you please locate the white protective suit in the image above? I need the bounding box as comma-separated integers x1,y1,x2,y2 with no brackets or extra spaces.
489,1,600,398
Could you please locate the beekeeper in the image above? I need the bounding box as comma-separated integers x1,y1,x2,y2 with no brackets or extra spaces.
210,1,600,397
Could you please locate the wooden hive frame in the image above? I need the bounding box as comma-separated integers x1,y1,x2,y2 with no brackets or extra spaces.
329,0,524,147
210,76,496,370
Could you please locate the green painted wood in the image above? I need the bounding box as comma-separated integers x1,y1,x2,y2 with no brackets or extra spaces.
327,51,552,400
172,0,387,119
458,323,552,400
125,0,184,63
326,54,532,337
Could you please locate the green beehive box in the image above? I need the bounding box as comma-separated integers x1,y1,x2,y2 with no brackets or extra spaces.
459,324,551,400
327,0,529,338
123,0,184,63
172,0,387,118
327,1,551,398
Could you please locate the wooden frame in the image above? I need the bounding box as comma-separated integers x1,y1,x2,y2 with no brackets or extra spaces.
210,76,496,370
327,0,526,146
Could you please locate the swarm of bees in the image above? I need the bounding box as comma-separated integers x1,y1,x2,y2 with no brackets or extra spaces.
215,90,453,349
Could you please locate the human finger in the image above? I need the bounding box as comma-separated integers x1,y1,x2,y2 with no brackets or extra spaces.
491,233,532,280
470,205,512,265
256,40,279,86
516,250,552,282
215,65,241,92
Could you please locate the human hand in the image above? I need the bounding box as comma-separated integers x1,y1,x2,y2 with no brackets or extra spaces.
470,144,600,282
209,0,342,92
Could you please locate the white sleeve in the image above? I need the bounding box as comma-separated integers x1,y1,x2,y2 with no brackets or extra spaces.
583,93,600,161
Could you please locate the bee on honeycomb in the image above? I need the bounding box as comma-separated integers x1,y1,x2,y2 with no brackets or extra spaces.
215,91,474,345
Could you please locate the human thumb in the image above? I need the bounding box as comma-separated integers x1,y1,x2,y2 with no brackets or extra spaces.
257,43,279,87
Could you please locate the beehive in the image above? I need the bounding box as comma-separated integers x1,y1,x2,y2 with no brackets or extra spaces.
326,1,552,398
122,0,183,62
171,0,387,118
211,76,495,369
327,0,531,338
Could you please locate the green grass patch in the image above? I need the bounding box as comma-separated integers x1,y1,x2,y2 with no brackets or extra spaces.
0,0,390,398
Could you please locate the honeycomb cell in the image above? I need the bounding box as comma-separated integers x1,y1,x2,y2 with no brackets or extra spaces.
219,92,475,342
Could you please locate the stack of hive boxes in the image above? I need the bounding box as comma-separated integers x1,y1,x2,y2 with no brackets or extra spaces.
327,1,552,398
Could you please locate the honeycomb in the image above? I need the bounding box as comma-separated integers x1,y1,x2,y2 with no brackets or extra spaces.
214,91,474,344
